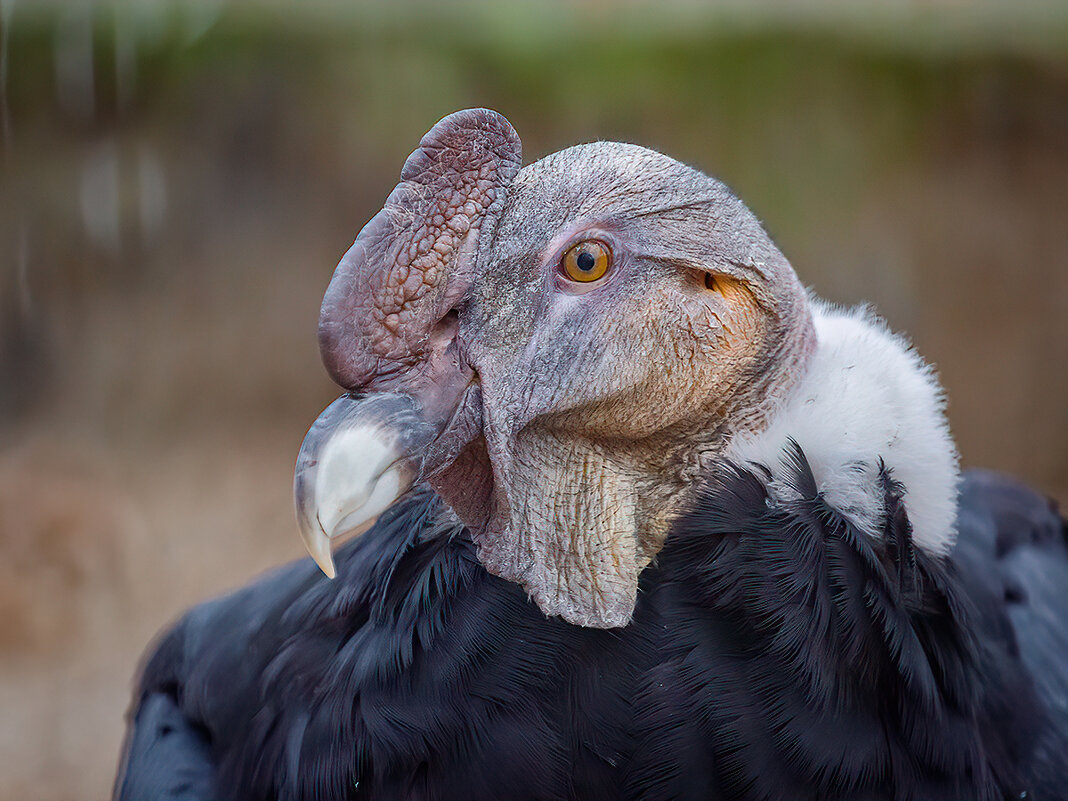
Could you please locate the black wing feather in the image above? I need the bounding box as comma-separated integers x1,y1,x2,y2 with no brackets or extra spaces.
113,691,217,801
954,470,1068,798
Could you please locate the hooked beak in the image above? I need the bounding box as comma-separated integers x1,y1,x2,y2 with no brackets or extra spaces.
293,393,435,578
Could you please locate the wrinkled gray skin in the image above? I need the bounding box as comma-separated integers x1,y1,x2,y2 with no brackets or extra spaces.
308,109,815,628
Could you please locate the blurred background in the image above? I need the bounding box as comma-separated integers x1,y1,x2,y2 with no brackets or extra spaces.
1,0,1066,798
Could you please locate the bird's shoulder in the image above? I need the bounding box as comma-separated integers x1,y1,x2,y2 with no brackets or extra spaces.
634,447,1043,800
122,488,484,799
125,487,645,800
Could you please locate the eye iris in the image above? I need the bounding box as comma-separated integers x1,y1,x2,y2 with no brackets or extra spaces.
562,240,610,283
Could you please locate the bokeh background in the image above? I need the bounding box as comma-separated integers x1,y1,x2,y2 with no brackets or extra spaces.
1,1,1067,798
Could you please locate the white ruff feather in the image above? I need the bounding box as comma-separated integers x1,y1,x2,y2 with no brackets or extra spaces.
726,300,960,555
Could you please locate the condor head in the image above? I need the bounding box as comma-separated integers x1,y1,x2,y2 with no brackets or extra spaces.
294,108,817,629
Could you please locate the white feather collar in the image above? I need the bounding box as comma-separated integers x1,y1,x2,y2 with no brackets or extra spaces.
726,300,960,556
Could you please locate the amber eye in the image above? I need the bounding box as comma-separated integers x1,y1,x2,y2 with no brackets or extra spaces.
561,240,611,283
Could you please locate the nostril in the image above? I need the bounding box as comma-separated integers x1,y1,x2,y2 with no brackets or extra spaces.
430,309,461,351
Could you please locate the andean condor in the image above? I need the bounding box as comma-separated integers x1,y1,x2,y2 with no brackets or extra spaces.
114,109,1068,801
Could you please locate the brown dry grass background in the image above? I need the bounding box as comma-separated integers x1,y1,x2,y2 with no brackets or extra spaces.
1,2,1067,798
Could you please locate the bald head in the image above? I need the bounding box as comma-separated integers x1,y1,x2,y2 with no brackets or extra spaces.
298,109,815,627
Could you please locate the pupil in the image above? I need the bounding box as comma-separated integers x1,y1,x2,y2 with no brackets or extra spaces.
576,250,596,271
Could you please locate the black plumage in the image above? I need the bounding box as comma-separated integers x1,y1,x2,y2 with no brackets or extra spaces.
114,447,1067,801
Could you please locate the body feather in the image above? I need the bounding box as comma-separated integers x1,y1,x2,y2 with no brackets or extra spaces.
115,457,1065,801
